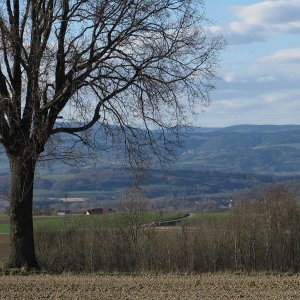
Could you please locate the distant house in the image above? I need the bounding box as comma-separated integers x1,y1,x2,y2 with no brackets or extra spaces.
84,208,115,215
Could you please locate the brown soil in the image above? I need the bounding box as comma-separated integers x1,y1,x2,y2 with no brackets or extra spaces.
0,215,8,224
0,274,299,299
0,234,9,265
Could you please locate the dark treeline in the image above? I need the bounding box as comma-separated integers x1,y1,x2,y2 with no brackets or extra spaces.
35,186,300,273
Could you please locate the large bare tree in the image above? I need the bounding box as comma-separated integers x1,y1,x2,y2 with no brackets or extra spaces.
0,0,224,269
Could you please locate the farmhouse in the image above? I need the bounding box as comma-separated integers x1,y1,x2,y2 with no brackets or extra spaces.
84,208,115,215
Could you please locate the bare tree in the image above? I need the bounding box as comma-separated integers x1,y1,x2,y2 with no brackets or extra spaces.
119,185,149,244
0,0,224,269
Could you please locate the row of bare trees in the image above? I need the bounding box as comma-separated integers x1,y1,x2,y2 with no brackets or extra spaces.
35,186,300,273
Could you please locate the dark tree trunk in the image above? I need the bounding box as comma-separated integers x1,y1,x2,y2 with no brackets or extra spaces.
7,154,39,269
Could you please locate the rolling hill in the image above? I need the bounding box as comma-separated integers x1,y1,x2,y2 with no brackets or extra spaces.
178,124,300,175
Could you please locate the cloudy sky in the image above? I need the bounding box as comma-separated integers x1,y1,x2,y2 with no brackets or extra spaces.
196,0,300,127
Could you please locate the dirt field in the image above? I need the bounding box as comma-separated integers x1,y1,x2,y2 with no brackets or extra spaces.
0,274,299,299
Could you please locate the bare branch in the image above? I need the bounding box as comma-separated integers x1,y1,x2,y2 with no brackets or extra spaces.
0,0,224,162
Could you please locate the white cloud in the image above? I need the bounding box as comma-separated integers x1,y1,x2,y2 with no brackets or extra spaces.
260,89,300,103
227,0,300,43
261,93,281,104
233,1,300,27
223,73,236,83
207,26,223,35
198,88,300,127
257,75,276,82
197,1,300,126
261,48,300,63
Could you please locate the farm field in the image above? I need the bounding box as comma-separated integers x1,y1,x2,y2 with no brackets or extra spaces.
0,211,188,234
0,274,300,299
0,214,71,234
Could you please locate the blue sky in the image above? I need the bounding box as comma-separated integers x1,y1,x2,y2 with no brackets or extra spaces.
196,0,300,127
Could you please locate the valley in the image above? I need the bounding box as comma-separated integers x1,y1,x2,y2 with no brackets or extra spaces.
1,125,300,212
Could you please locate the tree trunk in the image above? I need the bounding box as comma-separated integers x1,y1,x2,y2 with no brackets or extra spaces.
7,155,39,269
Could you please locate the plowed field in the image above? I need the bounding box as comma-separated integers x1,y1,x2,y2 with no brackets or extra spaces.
0,274,299,299
0,234,9,265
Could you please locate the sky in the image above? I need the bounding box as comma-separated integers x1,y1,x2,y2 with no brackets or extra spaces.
196,0,300,127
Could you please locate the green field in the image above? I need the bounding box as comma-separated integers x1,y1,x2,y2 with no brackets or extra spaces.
0,211,189,234
0,215,71,234
0,223,9,234
185,211,232,225
0,210,235,235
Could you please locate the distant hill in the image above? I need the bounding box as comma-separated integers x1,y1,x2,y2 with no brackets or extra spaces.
178,125,300,175
1,124,300,209
2,124,300,176
217,124,300,133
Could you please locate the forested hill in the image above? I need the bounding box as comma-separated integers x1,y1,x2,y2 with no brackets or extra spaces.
1,124,300,176
178,124,300,175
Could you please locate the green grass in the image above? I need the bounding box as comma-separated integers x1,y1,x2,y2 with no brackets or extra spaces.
185,211,232,226
34,215,112,230
34,216,71,229
0,211,210,234
0,223,9,234
0,216,73,234
156,212,186,221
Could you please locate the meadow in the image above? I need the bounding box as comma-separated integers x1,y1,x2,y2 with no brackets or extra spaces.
0,211,184,234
